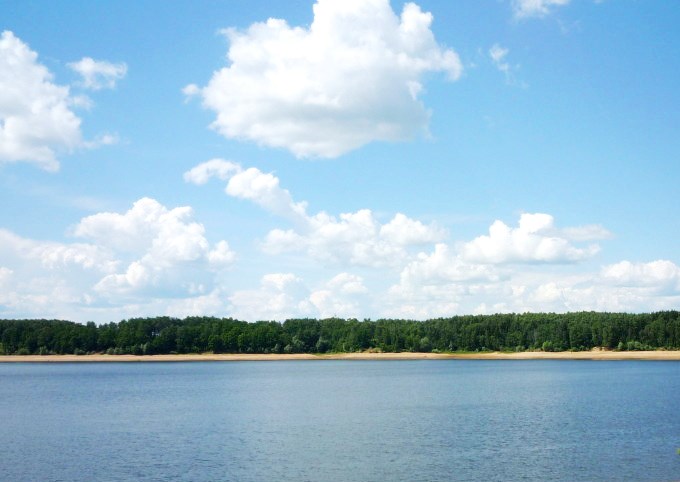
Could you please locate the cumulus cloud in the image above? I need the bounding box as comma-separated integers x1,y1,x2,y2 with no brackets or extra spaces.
74,198,235,297
0,31,83,170
226,167,308,221
0,31,118,170
229,273,311,321
399,243,501,287
461,213,601,264
68,57,127,90
186,159,445,267
0,266,12,285
512,0,571,19
308,273,368,318
0,198,238,319
183,158,241,185
386,256,680,319
228,272,369,321
264,209,444,267
187,0,462,158
521,262,680,313
384,242,505,318
0,228,116,273
163,289,229,319
601,260,680,291
185,159,307,221
0,228,120,318
381,214,622,317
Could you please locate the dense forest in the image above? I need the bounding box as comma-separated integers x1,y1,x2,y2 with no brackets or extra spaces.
1,311,679,355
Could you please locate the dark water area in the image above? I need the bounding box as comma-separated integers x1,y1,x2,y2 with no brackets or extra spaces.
1,360,679,481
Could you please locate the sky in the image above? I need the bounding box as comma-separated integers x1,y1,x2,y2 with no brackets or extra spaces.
1,0,679,323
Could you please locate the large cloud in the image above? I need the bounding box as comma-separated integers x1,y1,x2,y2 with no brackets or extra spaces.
386,258,680,319
381,214,622,317
0,31,83,171
74,198,235,297
185,0,461,158
0,31,119,170
0,198,236,319
0,228,118,317
186,159,445,267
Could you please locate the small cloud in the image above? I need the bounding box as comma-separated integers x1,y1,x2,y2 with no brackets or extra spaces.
489,44,510,71
68,57,127,90
83,133,119,149
561,224,613,242
489,44,525,87
69,94,94,110
182,83,201,101
512,0,571,19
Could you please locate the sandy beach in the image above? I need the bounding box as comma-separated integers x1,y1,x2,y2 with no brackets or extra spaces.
1,350,680,362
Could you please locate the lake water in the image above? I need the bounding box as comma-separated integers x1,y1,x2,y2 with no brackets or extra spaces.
1,360,679,481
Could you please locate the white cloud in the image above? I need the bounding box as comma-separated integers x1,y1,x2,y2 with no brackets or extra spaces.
208,241,237,266
0,228,116,273
185,159,307,221
512,0,571,19
163,289,228,319
488,43,526,86
399,243,501,287
183,158,241,185
308,273,368,318
186,160,445,267
226,167,308,221
0,31,83,171
73,198,235,297
385,259,680,319
0,198,238,320
0,228,121,318
0,267,13,286
521,264,680,313
68,57,127,90
489,44,510,74
187,0,462,158
601,260,680,291
229,273,312,321
561,224,613,242
461,213,601,264
380,213,445,245
380,214,623,317
266,209,443,267
383,243,504,318
228,272,368,321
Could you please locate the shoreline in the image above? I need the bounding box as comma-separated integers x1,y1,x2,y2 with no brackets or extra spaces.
1,350,680,362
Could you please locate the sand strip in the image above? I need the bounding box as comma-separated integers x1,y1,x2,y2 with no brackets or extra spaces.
1,350,680,362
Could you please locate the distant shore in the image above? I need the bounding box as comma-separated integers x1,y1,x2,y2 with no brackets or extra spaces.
1,349,680,362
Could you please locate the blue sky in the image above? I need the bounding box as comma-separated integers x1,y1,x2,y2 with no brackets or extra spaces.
1,0,679,322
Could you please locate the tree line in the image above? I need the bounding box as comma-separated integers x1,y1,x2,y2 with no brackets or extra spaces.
0,311,679,355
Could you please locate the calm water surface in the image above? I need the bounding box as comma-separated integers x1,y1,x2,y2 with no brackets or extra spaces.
0,360,679,481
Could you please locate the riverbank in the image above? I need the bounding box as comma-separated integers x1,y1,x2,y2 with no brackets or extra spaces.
1,349,680,362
